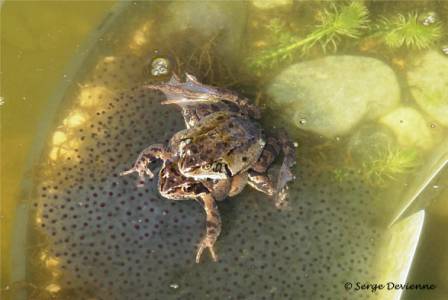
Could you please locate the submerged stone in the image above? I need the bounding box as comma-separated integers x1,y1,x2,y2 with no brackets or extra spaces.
161,1,248,60
251,0,293,10
267,55,400,138
348,123,396,164
380,106,434,150
407,50,448,127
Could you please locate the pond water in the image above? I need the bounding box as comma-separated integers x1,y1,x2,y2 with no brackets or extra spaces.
2,1,448,300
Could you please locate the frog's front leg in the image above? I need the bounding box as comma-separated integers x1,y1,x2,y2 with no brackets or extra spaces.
120,144,170,186
228,172,248,197
247,171,289,209
196,193,221,263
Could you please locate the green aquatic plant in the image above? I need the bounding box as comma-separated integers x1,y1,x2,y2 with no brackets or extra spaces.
332,167,356,183
361,147,420,186
331,146,420,187
373,12,443,49
265,18,299,48
247,1,369,71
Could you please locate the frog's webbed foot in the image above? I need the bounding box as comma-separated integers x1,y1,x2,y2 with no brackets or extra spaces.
144,73,261,119
120,144,168,187
196,193,221,263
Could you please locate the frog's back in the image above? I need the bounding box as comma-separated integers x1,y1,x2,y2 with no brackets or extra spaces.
182,112,265,175
181,101,246,128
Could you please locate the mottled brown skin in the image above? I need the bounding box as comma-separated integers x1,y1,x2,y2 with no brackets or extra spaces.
121,74,296,263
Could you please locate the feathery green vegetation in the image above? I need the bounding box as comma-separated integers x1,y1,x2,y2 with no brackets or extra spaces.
361,147,420,186
373,12,443,49
332,146,420,187
247,2,369,72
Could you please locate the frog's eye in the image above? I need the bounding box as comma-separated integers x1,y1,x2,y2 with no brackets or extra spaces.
203,163,212,170
179,139,192,155
212,162,222,172
182,185,194,193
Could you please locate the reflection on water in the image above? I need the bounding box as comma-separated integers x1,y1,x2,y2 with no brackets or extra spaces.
3,1,448,299
0,1,115,299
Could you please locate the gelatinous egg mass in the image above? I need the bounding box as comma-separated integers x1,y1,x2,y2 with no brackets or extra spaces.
28,3,381,300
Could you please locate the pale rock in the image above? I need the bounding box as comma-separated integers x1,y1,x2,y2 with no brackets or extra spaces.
161,2,247,59
407,50,448,127
251,0,293,10
380,107,433,150
268,55,400,138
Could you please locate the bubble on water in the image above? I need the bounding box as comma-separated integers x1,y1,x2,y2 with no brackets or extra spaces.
422,12,437,26
45,283,61,293
442,46,448,55
151,57,170,76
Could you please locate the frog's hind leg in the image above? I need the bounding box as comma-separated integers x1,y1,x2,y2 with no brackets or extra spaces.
196,193,221,263
275,130,297,193
120,144,169,187
250,131,296,207
251,136,281,174
252,132,296,192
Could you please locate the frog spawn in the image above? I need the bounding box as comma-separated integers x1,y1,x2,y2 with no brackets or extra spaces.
31,50,381,300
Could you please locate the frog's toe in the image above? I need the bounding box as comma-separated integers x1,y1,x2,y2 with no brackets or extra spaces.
195,238,218,263
119,168,135,176
196,194,221,263
273,188,291,210
144,168,154,179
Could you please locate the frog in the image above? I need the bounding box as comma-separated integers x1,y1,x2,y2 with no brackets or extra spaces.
169,110,266,180
152,158,249,262
120,73,296,263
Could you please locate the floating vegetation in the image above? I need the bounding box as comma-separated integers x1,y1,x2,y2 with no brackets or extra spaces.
373,12,443,49
247,1,369,72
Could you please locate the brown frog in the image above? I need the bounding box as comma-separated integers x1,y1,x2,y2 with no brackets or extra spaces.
121,74,296,263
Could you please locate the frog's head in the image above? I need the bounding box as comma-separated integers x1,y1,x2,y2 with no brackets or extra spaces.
178,155,230,180
158,161,208,200
176,137,230,180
